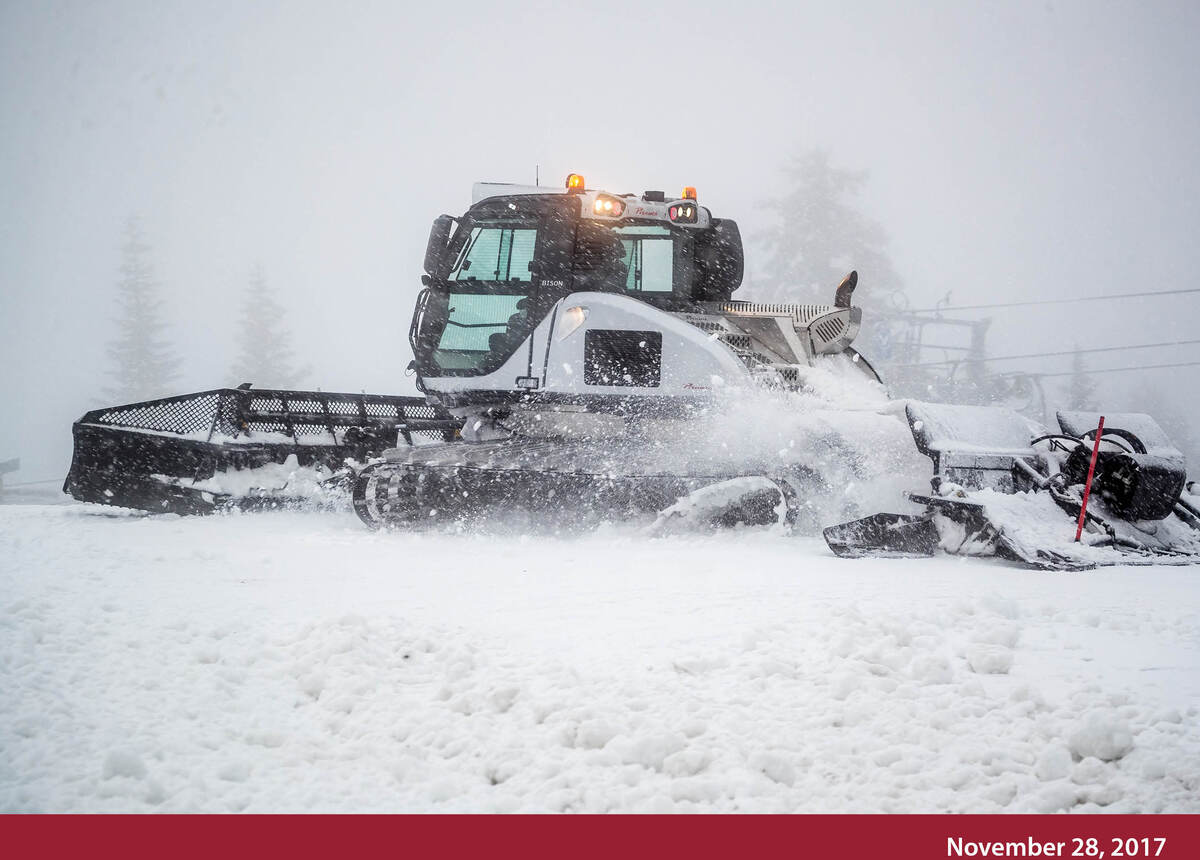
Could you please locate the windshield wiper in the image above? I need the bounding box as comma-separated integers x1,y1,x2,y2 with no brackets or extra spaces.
445,320,506,328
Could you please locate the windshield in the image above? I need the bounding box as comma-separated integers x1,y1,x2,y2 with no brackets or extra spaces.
449,222,537,283
429,217,541,372
433,293,530,371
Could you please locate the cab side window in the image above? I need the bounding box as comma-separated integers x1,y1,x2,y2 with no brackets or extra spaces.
615,225,674,293
450,226,537,283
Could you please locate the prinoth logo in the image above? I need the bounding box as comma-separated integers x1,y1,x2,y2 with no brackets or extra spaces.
682,383,710,390
631,206,664,218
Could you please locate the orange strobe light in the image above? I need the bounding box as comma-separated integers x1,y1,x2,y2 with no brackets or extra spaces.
681,186,697,200
566,173,586,192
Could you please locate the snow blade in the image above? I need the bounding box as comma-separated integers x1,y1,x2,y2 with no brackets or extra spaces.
64,386,459,514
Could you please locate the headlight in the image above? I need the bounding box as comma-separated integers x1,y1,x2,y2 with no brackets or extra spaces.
668,203,697,223
591,194,625,217
557,305,589,340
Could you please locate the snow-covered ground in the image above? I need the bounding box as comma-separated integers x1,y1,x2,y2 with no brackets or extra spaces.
2,502,1198,813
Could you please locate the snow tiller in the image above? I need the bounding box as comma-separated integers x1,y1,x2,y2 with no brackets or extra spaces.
823,402,1200,570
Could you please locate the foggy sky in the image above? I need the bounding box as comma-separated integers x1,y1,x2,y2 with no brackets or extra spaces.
3,0,1199,481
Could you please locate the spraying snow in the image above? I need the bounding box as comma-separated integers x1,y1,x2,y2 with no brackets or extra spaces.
671,357,931,531
154,454,341,500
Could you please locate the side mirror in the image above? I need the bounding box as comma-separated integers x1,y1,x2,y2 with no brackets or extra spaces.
424,215,456,276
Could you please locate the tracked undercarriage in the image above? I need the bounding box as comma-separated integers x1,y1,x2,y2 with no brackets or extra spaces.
352,436,811,531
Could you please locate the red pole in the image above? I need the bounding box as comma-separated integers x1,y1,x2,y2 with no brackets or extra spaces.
1074,415,1105,542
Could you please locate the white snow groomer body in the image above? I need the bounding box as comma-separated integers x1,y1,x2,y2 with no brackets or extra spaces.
352,175,881,529
64,173,1200,567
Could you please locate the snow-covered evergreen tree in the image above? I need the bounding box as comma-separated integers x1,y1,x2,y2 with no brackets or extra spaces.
230,265,307,388
754,149,904,308
105,218,181,402
1064,345,1097,410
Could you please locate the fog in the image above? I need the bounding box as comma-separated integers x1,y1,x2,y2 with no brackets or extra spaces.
3,0,1199,482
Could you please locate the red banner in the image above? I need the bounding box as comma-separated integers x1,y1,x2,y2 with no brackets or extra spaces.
3,814,1198,860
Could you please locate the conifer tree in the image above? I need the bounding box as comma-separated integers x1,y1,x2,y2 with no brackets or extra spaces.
105,218,180,401
1064,345,1097,411
754,149,909,364
755,149,904,309
230,265,307,388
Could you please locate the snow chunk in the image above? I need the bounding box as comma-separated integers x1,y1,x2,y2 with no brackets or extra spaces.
619,733,687,771
1034,745,1073,781
1025,781,1079,813
910,654,954,685
663,748,712,778
1068,710,1135,762
966,644,1013,675
218,761,252,782
751,752,796,787
102,750,147,780
1138,757,1168,780
1071,756,1110,785
573,719,620,750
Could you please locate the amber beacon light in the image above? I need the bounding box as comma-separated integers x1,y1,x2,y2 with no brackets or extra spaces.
565,173,586,192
